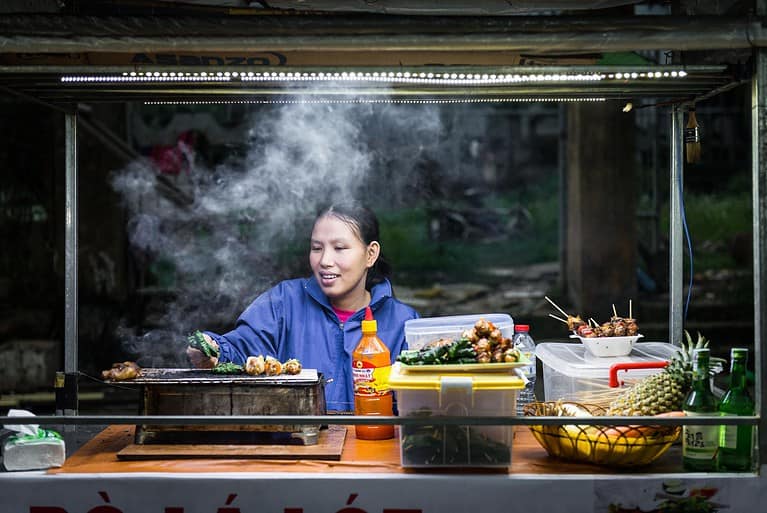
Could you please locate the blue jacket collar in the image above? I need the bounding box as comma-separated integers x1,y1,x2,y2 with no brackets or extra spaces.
304,276,393,317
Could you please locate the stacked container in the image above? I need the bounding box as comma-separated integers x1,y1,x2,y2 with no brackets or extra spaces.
535,341,680,406
404,313,514,351
389,364,524,468
393,313,524,468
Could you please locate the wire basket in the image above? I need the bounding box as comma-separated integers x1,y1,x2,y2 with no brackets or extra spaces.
523,401,681,468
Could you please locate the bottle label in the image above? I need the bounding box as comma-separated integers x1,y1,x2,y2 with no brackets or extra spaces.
720,413,738,449
352,360,391,396
683,412,718,460
721,425,739,449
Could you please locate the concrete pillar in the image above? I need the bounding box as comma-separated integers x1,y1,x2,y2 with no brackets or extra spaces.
565,100,637,316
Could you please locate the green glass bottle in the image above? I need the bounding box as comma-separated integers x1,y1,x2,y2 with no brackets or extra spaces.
682,348,718,471
717,347,755,471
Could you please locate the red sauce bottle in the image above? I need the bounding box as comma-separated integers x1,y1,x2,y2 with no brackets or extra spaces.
352,306,395,440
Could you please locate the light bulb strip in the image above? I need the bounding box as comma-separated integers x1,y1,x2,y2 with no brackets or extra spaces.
143,97,607,105
60,69,689,85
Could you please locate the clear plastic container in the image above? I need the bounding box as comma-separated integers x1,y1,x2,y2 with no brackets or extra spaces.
389,363,524,468
535,342,680,405
404,313,513,351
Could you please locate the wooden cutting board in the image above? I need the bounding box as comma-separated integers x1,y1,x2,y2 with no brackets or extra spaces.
117,425,346,461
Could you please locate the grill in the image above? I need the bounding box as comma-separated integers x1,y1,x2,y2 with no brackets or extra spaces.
113,368,327,445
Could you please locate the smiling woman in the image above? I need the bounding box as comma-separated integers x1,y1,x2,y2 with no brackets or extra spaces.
186,202,420,412
311,203,384,312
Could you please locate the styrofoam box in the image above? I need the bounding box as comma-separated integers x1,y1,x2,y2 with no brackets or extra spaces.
535,342,681,403
389,363,524,468
404,313,513,351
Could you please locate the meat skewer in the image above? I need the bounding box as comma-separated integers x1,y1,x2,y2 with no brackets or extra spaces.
547,297,641,338
549,313,568,324
102,361,141,381
545,296,570,318
545,296,587,331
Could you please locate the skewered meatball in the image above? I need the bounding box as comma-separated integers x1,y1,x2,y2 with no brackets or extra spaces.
264,356,283,376
283,358,302,375
245,355,266,376
102,361,141,381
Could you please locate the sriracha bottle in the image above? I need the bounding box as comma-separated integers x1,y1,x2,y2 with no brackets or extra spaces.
352,306,395,440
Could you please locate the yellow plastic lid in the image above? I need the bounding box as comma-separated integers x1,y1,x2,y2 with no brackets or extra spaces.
388,364,525,391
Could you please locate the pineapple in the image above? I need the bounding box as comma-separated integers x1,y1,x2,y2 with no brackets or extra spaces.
606,331,719,416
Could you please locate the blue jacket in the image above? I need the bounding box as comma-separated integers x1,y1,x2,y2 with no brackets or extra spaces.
206,277,419,412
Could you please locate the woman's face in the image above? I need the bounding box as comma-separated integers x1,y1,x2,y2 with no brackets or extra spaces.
310,215,379,308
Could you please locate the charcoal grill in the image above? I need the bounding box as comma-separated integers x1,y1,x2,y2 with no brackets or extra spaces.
112,368,326,445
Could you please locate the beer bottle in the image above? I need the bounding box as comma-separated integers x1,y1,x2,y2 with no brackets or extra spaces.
717,347,755,471
682,348,718,471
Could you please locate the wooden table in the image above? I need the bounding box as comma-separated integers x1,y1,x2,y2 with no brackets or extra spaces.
2,426,762,513
49,425,683,474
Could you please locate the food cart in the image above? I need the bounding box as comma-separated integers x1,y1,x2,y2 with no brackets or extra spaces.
0,7,765,512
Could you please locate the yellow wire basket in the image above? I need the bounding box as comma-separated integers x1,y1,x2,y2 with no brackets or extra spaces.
523,401,681,468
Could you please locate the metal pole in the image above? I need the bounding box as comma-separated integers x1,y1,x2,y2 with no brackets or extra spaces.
558,103,568,294
669,105,684,346
0,15,766,53
753,0,767,468
752,46,767,470
64,112,78,416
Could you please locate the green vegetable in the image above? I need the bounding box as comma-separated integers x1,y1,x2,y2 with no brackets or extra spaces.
187,330,220,359
396,338,477,366
211,362,244,374
401,408,510,466
446,338,471,359
397,350,422,365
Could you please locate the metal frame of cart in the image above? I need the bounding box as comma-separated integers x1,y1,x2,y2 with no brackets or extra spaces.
0,11,763,475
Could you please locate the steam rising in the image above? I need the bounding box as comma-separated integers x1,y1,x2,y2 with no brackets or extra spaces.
111,101,444,366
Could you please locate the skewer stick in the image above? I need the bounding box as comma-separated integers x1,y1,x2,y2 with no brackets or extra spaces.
612,304,618,318
590,318,600,327
545,295,570,318
548,313,568,325
629,299,633,319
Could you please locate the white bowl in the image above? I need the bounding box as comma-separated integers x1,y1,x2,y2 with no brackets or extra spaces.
569,334,644,357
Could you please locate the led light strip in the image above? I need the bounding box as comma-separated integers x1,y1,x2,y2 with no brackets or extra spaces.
240,71,605,84
144,97,607,105
60,69,688,84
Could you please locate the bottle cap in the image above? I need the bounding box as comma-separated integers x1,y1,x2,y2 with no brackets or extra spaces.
515,324,530,332
731,347,748,358
361,306,377,333
692,347,710,365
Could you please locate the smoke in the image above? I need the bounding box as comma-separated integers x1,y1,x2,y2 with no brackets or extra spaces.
111,99,445,366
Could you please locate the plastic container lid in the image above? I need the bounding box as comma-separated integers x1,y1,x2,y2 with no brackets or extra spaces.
404,313,514,351
388,364,524,391
405,313,513,336
535,342,680,379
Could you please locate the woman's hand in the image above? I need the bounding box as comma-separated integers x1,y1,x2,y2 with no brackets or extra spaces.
186,333,219,369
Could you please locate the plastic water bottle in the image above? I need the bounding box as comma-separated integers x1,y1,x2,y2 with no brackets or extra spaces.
513,324,536,415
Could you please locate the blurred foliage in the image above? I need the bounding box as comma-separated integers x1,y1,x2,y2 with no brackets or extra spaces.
380,176,560,287
660,189,752,271
380,172,751,287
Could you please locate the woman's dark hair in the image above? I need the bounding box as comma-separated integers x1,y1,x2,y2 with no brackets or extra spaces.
316,202,392,290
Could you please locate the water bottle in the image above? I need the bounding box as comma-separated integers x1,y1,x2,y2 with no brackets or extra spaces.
513,324,536,415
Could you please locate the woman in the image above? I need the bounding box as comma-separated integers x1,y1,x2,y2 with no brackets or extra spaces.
187,202,419,412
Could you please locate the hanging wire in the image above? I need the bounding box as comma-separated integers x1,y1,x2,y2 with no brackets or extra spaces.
678,166,694,321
